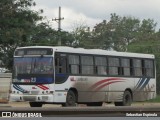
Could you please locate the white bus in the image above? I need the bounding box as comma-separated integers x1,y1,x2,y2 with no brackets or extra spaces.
10,46,156,107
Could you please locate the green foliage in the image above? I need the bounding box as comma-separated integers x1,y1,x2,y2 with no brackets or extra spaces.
29,22,57,46
61,31,75,46
146,96,160,102
91,13,140,51
0,0,74,70
0,0,43,70
71,25,92,48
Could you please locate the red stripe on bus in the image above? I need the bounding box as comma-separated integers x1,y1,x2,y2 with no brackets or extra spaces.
95,81,124,91
36,85,49,90
89,78,124,90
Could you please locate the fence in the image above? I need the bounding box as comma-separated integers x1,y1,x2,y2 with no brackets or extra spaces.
0,73,11,103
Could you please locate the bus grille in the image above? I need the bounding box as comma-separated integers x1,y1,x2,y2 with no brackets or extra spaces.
23,96,36,101
31,91,39,95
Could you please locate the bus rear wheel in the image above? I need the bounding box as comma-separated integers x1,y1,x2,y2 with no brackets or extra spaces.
29,102,43,107
63,90,77,107
115,90,132,106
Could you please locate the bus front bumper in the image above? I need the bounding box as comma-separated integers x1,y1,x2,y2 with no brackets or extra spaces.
10,94,54,102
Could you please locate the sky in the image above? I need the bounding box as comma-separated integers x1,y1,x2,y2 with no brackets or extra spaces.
33,0,160,31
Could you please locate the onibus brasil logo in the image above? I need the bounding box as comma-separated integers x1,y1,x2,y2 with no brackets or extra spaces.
2,112,42,118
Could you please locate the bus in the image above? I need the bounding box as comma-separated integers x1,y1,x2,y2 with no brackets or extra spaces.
10,46,156,107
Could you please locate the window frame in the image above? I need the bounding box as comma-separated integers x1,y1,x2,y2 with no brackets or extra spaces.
94,56,108,75
81,55,94,75
108,57,120,76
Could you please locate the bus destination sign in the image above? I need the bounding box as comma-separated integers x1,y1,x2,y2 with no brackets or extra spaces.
15,48,53,56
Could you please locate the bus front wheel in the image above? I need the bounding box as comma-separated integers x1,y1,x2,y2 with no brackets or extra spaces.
115,90,132,106
29,102,43,107
63,90,77,107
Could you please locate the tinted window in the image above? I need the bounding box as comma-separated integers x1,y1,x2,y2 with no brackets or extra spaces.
108,57,120,75
69,55,80,74
81,56,94,74
144,60,154,77
95,57,107,75
121,58,130,76
133,59,142,76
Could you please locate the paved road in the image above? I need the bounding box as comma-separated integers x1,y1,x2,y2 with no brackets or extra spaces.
0,102,160,117
7,101,160,107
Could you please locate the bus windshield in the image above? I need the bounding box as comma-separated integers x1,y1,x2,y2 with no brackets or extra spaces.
13,57,53,84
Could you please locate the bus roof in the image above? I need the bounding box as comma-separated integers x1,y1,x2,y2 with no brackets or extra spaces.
16,46,155,59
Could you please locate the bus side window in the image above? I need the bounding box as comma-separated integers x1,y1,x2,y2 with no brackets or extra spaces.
144,59,154,77
142,60,146,76
133,59,142,76
108,57,120,75
68,55,80,74
95,56,107,75
121,58,130,76
81,56,94,75
55,56,67,74
130,59,134,76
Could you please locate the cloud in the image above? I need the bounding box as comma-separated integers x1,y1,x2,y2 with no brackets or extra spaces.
33,0,160,31
32,5,102,31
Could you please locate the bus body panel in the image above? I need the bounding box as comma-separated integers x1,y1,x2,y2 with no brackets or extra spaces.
133,78,156,101
10,76,156,103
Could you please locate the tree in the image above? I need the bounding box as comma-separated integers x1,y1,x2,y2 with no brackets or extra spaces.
60,31,75,46
127,19,157,53
30,22,57,46
71,24,92,48
92,13,140,51
0,0,43,70
92,20,112,49
30,22,75,46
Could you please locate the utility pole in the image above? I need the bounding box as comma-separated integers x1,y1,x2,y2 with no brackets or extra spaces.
52,7,64,46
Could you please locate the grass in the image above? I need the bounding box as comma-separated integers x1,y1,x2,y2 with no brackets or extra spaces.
146,95,160,102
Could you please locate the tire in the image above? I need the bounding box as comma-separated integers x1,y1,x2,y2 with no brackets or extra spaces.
64,90,77,107
115,90,132,106
29,102,43,107
87,102,103,106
